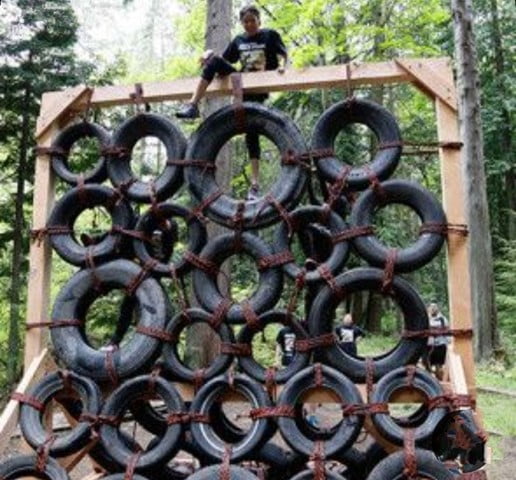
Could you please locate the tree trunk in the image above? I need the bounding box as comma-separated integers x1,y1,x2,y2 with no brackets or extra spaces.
7,86,31,384
488,0,514,240
365,292,382,334
186,0,233,368
451,0,498,359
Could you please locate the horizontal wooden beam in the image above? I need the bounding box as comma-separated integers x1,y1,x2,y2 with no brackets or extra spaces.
41,57,451,112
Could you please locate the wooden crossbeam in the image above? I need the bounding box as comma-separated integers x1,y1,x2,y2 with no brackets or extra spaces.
38,58,452,115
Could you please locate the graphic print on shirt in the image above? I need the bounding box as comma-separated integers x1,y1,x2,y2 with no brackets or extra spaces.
238,42,266,72
283,332,296,355
337,327,354,344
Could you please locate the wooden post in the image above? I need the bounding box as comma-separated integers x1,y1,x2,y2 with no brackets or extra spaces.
24,113,57,371
435,95,476,395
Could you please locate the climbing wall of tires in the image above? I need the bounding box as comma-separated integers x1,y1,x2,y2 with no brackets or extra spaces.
3,100,487,480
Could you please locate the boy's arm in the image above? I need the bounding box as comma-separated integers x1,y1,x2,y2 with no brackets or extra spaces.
278,52,289,73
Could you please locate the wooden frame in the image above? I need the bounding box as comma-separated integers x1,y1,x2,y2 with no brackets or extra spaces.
0,56,480,472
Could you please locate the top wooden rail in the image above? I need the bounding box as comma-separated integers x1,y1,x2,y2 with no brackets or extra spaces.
36,57,456,139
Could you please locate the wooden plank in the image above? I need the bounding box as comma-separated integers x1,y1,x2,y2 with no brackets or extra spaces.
396,58,457,111
36,86,92,139
24,113,58,372
41,59,428,110
477,386,516,398
435,97,476,395
59,439,98,472
0,349,52,453
447,351,468,395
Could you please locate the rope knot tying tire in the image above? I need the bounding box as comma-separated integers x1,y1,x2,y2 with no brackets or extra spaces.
11,393,45,412
427,394,475,411
249,406,296,419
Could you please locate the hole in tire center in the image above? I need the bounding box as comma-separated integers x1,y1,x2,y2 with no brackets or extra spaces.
67,136,102,174
179,323,222,370
290,223,333,267
215,135,281,200
83,290,137,349
334,123,378,167
144,216,188,264
373,203,422,249
388,386,428,427
45,397,85,441
332,295,401,357
248,322,287,370
217,390,254,434
298,387,343,433
220,254,259,303
74,206,112,246
131,136,168,182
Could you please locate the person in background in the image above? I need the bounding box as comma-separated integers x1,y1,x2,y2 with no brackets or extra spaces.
424,302,450,379
176,5,288,200
335,313,365,356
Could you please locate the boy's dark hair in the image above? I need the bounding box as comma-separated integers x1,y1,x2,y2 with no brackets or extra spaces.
239,5,260,20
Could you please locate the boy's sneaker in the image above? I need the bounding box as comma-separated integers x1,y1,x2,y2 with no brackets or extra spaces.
176,103,200,119
247,183,260,200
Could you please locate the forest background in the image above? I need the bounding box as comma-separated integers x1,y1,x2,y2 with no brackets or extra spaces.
0,0,514,451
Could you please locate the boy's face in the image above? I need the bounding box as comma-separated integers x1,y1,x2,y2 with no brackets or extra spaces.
241,12,260,36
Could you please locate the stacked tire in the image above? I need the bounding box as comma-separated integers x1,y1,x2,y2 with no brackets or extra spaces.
2,100,485,480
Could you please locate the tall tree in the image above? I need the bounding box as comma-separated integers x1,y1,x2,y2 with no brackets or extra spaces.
0,0,93,384
186,0,233,367
451,0,498,359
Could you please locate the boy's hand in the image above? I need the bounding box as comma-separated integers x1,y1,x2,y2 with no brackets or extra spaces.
277,66,285,74
200,49,214,65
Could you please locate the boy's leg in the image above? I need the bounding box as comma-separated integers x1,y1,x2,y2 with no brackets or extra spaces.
245,131,261,199
177,56,236,118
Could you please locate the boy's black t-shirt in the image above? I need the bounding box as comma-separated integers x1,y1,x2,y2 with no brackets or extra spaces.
223,28,287,73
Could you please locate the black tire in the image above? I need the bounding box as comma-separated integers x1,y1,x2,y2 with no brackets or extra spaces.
192,232,283,324
273,206,350,283
370,367,447,446
237,311,310,384
432,410,486,472
51,259,169,382
0,455,70,480
101,476,150,480
277,364,363,457
290,470,347,480
100,374,185,470
107,112,186,203
50,121,110,185
186,465,259,480
308,268,428,382
312,99,402,191
47,184,134,266
350,180,447,272
185,103,308,229
162,308,235,382
133,203,207,277
19,371,101,457
366,449,454,480
189,374,274,462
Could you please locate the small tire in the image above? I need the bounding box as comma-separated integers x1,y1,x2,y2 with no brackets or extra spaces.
308,268,428,382
277,364,363,457
312,99,402,191
0,455,70,480
185,103,308,229
186,465,259,480
370,366,447,446
189,374,274,462
162,308,235,382
19,371,101,457
50,121,110,185
107,113,186,203
366,449,454,480
51,259,169,382
273,205,350,283
192,232,283,324
46,184,134,267
100,375,185,470
237,310,310,384
350,180,447,272
133,203,207,277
